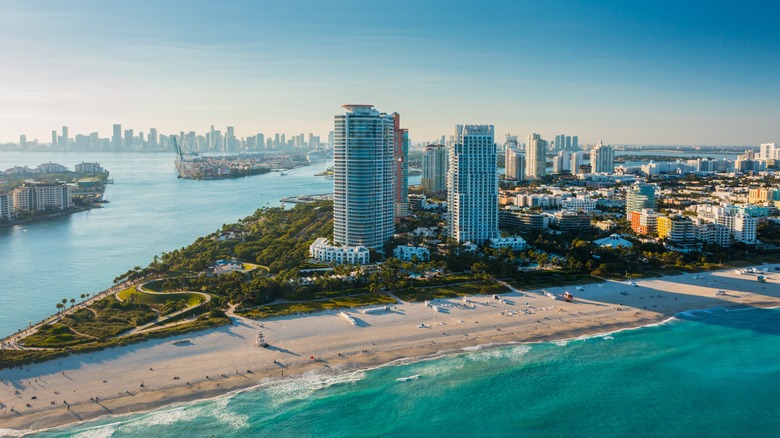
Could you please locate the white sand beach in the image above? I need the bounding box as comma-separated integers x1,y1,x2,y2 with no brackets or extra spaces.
2,265,779,434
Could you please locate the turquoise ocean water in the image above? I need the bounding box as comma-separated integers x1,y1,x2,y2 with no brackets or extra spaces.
27,306,780,437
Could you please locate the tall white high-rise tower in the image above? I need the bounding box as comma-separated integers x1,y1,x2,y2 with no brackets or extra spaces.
333,104,395,250
526,133,547,179
447,124,498,245
590,140,615,173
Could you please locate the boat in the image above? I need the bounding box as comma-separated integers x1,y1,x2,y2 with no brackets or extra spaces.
575,286,583,291
629,281,638,287
620,291,628,296
563,291,574,302
280,171,287,176
256,332,268,348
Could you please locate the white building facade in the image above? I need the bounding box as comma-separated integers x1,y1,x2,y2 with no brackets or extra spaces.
421,144,447,192
488,236,527,251
505,145,525,181
589,141,615,173
333,104,395,250
393,245,431,261
309,238,370,265
526,133,547,179
0,192,14,221
12,184,71,212
447,124,499,245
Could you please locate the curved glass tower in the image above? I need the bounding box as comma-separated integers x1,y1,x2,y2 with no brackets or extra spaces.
333,104,395,250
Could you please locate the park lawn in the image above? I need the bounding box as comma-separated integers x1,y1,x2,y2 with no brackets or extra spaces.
67,297,158,340
21,323,94,348
242,263,265,272
119,289,204,307
395,281,508,302
239,293,397,319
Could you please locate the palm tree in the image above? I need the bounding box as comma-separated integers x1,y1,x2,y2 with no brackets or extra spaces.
56,303,64,313
70,298,76,307
80,293,86,302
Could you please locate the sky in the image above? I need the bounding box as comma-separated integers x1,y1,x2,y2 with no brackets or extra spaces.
1,0,778,146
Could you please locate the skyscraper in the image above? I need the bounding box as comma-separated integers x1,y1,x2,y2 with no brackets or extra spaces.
392,113,409,218
61,126,69,150
124,129,134,149
148,128,158,150
590,140,615,173
555,134,565,151
526,133,547,179
626,183,656,215
112,124,122,151
552,150,571,174
51,130,57,148
505,145,525,181
447,124,498,245
421,144,447,193
333,104,395,250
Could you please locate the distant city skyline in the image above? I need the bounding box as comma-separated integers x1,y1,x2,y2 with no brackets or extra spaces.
2,1,779,145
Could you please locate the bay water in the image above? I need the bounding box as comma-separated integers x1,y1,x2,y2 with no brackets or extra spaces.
0,153,334,338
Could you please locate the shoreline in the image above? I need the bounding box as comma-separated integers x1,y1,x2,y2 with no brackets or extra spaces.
0,207,96,230
2,265,779,434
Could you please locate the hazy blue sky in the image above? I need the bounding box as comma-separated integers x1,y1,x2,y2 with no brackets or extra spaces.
1,0,778,145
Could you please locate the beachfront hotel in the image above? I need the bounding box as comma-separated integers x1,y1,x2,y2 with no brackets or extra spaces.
447,124,499,245
333,104,395,250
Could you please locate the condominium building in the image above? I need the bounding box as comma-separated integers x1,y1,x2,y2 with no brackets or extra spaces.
657,215,696,242
748,187,779,204
498,208,548,231
759,142,778,160
694,204,758,245
0,192,13,221
74,162,104,173
447,124,498,245
526,133,547,179
421,144,447,193
309,238,370,265
625,183,655,215
37,162,69,173
393,245,431,262
553,210,591,232
333,104,395,250
488,236,527,251
628,208,659,235
12,183,71,212
505,145,525,181
561,196,597,212
589,141,615,173
552,150,571,174
392,113,409,218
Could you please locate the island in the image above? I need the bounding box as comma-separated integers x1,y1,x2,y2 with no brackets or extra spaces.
174,140,308,180
0,161,110,228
